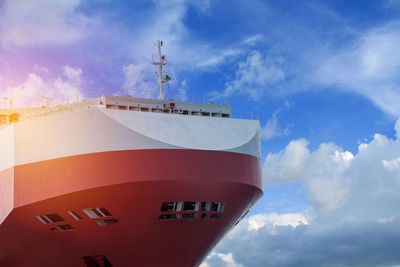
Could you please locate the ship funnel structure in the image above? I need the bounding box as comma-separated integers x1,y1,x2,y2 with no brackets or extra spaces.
152,40,171,100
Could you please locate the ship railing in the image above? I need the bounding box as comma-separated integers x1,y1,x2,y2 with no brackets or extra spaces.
0,118,9,129
0,97,259,129
86,88,231,106
0,100,99,128
230,111,259,120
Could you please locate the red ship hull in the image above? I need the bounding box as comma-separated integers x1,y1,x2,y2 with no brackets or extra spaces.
0,149,262,266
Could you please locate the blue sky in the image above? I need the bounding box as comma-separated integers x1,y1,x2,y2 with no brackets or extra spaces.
1,0,400,266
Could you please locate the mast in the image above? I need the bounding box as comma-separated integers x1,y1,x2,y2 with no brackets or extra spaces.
152,40,171,100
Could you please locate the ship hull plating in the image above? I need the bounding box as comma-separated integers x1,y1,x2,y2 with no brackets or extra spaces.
0,149,262,266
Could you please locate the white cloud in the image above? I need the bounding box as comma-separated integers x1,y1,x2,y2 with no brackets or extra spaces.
261,101,292,140
215,51,285,100
242,34,264,45
202,120,400,267
261,111,281,140
63,65,82,85
0,0,94,46
34,65,49,74
202,252,245,267
377,216,395,224
247,213,308,232
2,65,84,107
262,139,310,185
122,64,156,98
177,80,188,101
382,157,400,171
264,139,354,212
314,22,400,117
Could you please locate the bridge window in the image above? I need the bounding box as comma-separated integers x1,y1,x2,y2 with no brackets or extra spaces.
161,202,182,212
182,213,196,219
184,201,199,211
158,214,178,220
201,201,210,211
211,202,224,212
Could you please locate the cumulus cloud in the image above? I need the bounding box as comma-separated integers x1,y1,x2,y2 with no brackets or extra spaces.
0,0,94,46
263,139,354,211
2,65,84,108
382,157,400,171
313,21,400,117
202,120,400,267
247,213,308,232
215,51,285,100
201,252,245,267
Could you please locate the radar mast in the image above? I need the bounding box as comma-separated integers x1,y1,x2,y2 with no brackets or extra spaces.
152,40,171,100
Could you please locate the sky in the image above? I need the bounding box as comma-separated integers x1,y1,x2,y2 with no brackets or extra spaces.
1,0,400,266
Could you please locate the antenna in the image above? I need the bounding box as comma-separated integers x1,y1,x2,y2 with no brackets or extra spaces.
39,95,54,108
152,40,171,100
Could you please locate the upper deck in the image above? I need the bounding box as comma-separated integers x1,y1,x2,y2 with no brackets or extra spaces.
0,95,257,130
100,95,231,118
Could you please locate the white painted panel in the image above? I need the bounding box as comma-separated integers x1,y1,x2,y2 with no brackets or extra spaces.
11,106,260,166
0,126,14,171
0,168,14,224
13,108,176,165
100,108,260,152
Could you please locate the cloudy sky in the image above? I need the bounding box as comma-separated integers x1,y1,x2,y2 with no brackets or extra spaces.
1,0,400,266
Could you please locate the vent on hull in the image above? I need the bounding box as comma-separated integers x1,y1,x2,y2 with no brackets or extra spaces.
83,255,113,267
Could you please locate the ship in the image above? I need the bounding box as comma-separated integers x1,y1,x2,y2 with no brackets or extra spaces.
0,41,263,267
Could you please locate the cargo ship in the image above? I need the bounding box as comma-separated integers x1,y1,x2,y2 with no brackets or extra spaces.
0,41,263,267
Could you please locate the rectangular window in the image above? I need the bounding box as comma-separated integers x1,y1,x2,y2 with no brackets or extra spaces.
211,202,224,212
83,207,112,219
68,211,82,221
97,219,119,226
201,202,210,211
151,108,162,113
158,214,179,220
83,255,112,267
106,104,116,109
129,106,140,111
182,213,197,219
210,214,222,219
43,213,65,223
36,215,51,224
97,207,112,217
184,201,199,211
58,224,74,231
161,202,182,212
